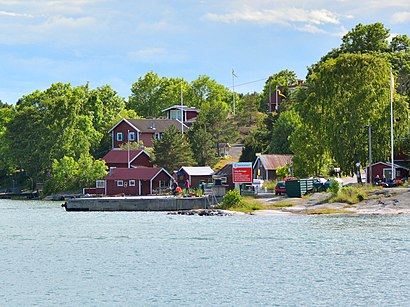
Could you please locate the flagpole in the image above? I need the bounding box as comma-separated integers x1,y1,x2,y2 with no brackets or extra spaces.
390,68,394,180
127,130,130,168
232,69,237,115
180,83,184,134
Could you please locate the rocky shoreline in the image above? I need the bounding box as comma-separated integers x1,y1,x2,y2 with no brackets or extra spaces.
253,187,410,215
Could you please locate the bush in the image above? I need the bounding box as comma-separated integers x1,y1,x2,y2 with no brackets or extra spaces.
220,189,242,209
328,179,341,195
329,186,368,204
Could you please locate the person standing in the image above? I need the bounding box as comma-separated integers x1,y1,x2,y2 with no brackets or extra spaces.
184,179,190,194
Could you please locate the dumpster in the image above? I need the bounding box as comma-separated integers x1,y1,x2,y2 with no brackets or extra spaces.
285,179,314,197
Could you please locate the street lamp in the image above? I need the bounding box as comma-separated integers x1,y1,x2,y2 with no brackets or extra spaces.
365,125,372,184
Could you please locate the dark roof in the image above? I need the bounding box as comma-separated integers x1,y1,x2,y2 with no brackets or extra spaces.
102,149,149,164
255,154,293,170
127,118,187,133
108,118,188,133
106,167,172,181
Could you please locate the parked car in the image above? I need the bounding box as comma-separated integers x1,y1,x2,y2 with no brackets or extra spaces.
275,181,286,195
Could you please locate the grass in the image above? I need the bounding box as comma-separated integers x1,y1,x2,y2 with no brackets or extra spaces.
305,208,353,215
265,201,296,208
328,186,368,204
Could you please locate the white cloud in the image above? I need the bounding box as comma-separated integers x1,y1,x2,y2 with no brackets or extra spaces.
392,11,410,23
203,6,341,35
0,10,33,17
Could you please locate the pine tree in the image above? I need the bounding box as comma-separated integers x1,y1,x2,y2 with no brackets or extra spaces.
152,125,195,172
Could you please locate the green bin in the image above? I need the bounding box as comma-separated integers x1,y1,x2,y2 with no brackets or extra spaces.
285,179,314,198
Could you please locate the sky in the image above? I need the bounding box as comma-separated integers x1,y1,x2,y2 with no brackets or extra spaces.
1,0,410,104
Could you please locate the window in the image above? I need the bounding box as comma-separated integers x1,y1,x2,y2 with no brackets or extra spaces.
116,132,123,141
170,109,182,121
128,131,135,141
117,180,124,187
155,132,162,140
129,180,136,186
96,180,105,188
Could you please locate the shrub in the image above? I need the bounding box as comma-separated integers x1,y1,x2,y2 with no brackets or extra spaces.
220,189,242,209
328,179,341,195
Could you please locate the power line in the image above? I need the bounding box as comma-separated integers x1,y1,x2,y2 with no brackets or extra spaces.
226,77,267,89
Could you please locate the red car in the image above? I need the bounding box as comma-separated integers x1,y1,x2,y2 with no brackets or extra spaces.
275,181,286,195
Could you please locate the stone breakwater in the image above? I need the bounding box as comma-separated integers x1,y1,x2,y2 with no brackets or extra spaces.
168,209,234,216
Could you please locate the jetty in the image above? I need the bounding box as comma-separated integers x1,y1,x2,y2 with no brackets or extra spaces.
63,195,219,211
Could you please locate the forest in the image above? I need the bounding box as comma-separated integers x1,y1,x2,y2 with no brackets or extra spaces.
0,22,409,195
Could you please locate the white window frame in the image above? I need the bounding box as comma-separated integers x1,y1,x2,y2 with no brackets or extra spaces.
117,180,124,187
129,131,135,141
155,132,162,140
129,180,136,186
96,180,105,188
116,132,123,141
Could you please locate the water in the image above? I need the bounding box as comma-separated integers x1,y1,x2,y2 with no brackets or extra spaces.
1,199,410,306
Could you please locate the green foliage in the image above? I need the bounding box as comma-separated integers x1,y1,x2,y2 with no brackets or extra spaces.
240,113,275,162
44,154,107,194
329,186,367,204
262,180,277,190
152,125,195,172
220,189,242,209
260,70,298,111
268,108,300,154
128,72,187,117
276,165,290,179
328,180,341,195
236,92,261,126
5,83,125,187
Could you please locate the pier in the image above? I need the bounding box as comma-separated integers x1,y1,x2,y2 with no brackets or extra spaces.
63,195,219,211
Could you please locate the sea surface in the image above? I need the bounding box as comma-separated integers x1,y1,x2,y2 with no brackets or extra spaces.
1,199,410,306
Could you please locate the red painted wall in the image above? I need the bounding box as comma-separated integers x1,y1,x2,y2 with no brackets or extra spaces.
113,121,138,149
131,153,152,167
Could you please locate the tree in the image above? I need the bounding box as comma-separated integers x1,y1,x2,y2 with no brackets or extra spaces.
128,72,187,117
152,125,195,172
340,22,390,53
294,53,409,175
239,113,275,162
186,75,232,110
188,120,219,167
44,154,107,194
269,108,300,154
236,92,262,126
260,70,298,112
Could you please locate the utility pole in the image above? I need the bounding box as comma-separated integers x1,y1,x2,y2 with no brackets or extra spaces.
366,125,372,183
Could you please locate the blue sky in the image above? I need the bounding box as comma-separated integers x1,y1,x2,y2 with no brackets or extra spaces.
1,0,409,104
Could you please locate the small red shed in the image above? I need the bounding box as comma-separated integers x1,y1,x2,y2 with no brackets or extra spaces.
365,162,409,183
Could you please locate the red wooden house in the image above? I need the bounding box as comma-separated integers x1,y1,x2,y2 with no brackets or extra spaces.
102,149,152,169
108,118,188,148
96,167,173,196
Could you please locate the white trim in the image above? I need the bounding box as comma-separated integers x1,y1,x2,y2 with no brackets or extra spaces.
117,180,124,187
129,179,136,186
108,118,141,133
138,180,141,195
116,132,123,141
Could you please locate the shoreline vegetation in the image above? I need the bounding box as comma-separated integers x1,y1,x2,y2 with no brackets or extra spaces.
222,186,410,216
